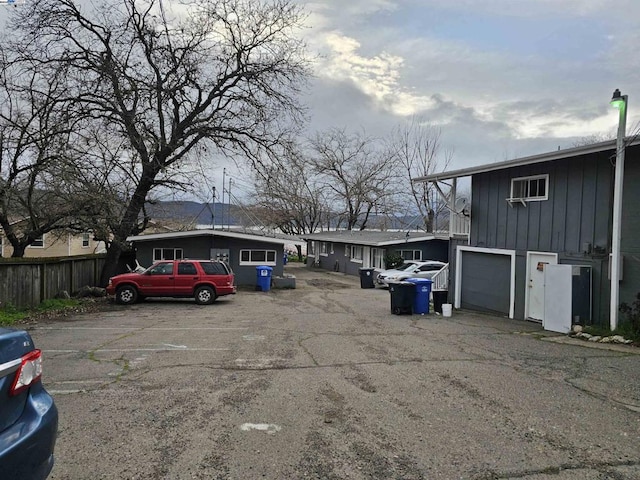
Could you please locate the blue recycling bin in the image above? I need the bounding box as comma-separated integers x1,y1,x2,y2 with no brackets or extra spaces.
256,265,273,292
406,278,432,314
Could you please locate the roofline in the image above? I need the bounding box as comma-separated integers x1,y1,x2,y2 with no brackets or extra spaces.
301,232,449,246
127,229,305,246
413,137,640,183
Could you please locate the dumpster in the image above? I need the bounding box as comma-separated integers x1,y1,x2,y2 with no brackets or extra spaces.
433,290,448,313
358,267,376,289
406,278,432,314
389,281,414,315
256,265,273,292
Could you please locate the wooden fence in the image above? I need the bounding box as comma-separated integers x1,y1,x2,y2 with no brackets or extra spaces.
0,255,106,308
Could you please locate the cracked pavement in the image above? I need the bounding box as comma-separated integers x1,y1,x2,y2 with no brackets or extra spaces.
28,263,640,479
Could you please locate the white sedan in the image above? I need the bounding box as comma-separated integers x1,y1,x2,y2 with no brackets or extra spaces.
375,261,446,287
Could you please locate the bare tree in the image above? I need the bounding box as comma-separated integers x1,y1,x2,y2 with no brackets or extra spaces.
253,144,327,235
309,128,394,231
386,117,452,232
571,132,615,147
6,0,309,284
0,46,94,257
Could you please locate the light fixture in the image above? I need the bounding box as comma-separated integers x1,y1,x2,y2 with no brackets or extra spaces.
610,88,626,109
609,88,627,331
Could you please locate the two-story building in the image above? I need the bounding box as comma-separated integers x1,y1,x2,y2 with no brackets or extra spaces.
416,139,640,332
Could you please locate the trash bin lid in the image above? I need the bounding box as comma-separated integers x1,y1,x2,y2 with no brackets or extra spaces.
405,277,432,284
256,265,273,271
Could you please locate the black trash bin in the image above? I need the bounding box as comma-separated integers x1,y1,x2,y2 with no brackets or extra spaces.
433,290,448,313
358,267,376,289
389,281,415,315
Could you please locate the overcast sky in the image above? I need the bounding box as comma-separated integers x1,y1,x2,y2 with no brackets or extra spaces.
299,0,639,166
2,0,638,201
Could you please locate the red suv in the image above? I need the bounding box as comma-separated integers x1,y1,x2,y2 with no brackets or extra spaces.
106,260,236,305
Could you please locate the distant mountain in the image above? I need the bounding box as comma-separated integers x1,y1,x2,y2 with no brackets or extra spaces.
146,201,242,227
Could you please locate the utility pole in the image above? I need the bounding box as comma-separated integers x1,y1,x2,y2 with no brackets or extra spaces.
221,168,226,230
211,186,216,229
227,178,233,231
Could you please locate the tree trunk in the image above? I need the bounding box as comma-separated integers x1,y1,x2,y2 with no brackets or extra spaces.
99,242,124,287
11,245,26,257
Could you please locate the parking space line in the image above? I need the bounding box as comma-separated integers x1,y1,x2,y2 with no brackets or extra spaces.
43,348,230,353
35,327,249,331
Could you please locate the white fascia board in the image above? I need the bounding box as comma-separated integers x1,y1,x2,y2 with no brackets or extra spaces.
127,229,305,246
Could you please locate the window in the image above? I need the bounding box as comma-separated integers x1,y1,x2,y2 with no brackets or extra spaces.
371,248,385,269
320,242,333,256
399,250,422,261
509,174,548,203
308,241,315,256
350,245,363,262
240,249,277,266
29,235,44,248
82,233,90,248
153,248,183,261
148,262,173,275
177,262,197,275
200,261,230,275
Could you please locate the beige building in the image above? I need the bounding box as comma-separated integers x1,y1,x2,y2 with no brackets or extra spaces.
0,231,106,258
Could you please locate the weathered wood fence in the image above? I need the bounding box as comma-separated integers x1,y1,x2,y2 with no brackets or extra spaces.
0,255,106,308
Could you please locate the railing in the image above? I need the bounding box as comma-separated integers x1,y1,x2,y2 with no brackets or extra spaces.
450,213,470,237
431,263,449,291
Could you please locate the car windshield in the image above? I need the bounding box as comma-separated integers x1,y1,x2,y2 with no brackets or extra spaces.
395,262,416,271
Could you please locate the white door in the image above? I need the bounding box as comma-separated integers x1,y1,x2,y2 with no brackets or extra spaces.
543,265,572,333
526,252,558,322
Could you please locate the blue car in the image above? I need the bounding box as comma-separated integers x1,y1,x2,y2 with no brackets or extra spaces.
0,328,58,479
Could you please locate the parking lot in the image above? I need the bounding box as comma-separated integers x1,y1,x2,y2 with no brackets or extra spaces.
28,263,640,479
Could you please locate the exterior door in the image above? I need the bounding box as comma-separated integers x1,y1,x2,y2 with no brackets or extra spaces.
140,261,175,295
175,262,200,295
526,252,558,322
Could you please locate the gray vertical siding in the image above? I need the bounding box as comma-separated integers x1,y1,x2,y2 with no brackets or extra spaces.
307,239,450,277
133,236,284,287
467,145,640,326
621,159,640,310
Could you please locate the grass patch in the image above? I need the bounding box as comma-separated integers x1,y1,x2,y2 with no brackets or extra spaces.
0,299,82,327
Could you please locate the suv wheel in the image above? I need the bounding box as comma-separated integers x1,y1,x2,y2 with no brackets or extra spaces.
195,286,216,305
116,285,138,305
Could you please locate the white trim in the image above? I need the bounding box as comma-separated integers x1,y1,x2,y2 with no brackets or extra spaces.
413,137,640,183
455,246,516,319
350,245,364,263
28,234,45,248
509,174,549,202
128,229,305,246
239,249,277,266
524,251,558,321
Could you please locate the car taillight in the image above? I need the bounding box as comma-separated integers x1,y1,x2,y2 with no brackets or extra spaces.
10,349,43,396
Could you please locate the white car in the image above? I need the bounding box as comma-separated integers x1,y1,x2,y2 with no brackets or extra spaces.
376,261,446,287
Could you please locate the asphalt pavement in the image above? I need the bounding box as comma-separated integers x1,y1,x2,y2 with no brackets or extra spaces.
28,263,640,479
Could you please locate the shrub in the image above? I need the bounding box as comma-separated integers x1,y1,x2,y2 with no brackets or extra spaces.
619,292,640,339
384,252,404,269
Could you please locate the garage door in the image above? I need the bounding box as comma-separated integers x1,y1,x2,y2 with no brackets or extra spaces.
460,251,511,315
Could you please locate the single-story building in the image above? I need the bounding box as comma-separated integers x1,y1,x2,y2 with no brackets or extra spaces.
126,229,304,287
302,230,450,276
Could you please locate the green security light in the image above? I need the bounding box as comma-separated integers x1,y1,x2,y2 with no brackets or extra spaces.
611,88,626,109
